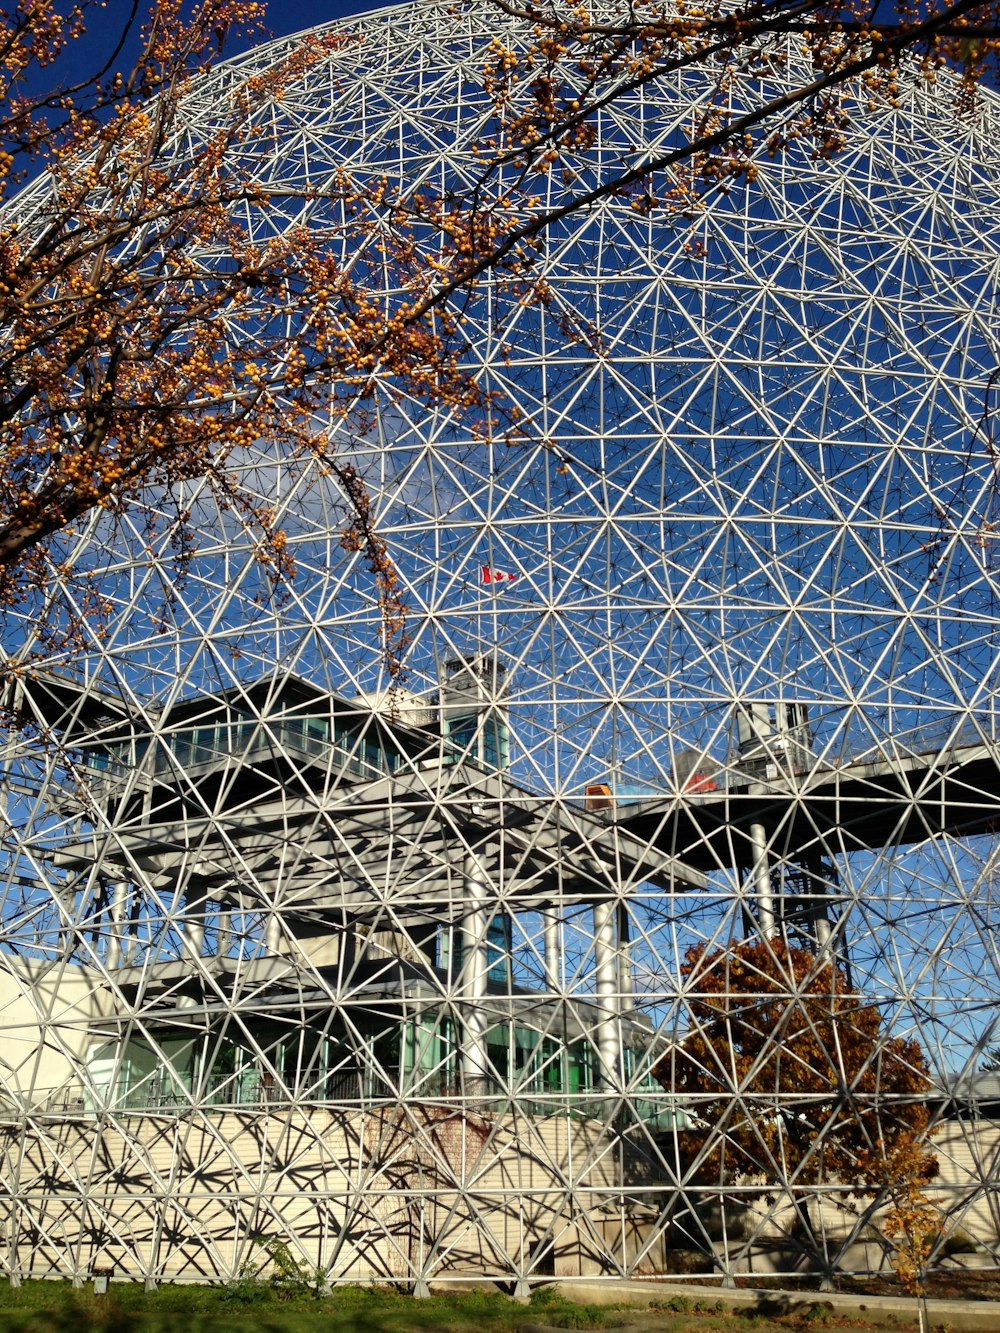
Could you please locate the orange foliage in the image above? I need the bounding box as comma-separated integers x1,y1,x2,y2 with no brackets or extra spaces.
883,1166,940,1299
0,1,522,681
6,1,999,682
474,0,1000,231
656,939,939,1203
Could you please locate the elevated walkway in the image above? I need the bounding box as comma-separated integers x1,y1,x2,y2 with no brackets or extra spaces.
615,739,1000,871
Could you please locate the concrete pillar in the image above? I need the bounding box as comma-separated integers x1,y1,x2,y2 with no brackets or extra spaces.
805,860,835,955
106,881,128,969
461,851,489,1089
543,908,561,992
593,898,620,1091
265,908,282,955
216,905,231,958
749,822,776,938
814,910,833,954
617,904,634,1011
183,893,205,959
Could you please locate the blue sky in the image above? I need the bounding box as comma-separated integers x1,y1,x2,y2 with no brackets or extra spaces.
262,0,387,39
43,0,389,104
75,0,390,69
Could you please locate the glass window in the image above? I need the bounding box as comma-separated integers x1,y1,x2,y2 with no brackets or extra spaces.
448,718,476,752
486,914,511,985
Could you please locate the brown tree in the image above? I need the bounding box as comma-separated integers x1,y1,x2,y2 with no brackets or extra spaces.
5,0,1000,676
468,0,1000,260
655,939,938,1247
0,1,502,678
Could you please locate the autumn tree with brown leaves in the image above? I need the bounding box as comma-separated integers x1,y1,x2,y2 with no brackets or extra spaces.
468,0,1000,261
0,0,509,680
656,939,939,1257
5,0,1000,680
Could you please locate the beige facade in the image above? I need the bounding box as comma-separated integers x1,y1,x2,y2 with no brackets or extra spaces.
0,1106,624,1283
1,1100,996,1285
0,960,111,1108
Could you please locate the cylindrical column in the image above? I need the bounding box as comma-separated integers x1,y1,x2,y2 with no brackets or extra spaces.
461,851,489,1089
106,881,128,969
543,908,561,993
183,895,205,959
265,907,282,955
805,861,835,955
749,822,776,938
617,904,634,1011
814,911,833,953
216,905,231,958
593,898,620,1091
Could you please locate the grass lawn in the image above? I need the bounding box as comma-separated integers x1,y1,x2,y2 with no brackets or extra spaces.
0,1281,919,1333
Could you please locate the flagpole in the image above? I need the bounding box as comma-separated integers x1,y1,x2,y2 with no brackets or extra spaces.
478,562,487,658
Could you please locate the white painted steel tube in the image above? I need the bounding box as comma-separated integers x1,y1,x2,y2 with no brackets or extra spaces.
462,851,489,1086
543,908,560,992
750,822,776,938
593,898,620,1090
106,881,128,969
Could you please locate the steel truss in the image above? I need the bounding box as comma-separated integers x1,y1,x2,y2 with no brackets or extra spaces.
1,0,1000,1292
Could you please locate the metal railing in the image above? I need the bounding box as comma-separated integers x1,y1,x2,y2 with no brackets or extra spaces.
3,1074,680,1128
656,712,999,806
151,723,390,783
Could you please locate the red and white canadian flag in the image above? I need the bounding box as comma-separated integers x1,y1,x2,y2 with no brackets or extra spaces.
481,565,518,585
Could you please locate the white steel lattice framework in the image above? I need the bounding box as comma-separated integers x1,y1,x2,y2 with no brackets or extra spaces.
1,0,1000,1291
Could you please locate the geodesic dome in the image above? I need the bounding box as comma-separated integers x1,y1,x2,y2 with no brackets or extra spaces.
2,0,999,1290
